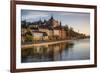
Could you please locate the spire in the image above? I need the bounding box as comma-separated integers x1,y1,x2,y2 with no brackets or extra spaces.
50,14,54,20
60,21,62,27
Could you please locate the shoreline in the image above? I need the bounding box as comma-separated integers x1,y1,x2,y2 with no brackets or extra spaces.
21,38,89,49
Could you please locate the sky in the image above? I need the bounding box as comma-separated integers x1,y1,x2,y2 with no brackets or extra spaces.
21,10,90,35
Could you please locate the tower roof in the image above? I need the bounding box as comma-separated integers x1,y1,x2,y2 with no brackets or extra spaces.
50,15,54,20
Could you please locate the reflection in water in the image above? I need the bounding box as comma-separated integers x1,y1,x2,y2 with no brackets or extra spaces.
21,39,90,63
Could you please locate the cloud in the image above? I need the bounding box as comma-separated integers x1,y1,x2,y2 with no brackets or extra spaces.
58,12,90,17
21,10,49,21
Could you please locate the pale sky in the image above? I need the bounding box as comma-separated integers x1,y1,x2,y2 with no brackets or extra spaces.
21,10,90,35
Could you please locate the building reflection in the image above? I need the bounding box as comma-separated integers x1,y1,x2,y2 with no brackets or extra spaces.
21,42,74,63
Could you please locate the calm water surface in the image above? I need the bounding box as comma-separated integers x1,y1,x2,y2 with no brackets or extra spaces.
21,39,90,63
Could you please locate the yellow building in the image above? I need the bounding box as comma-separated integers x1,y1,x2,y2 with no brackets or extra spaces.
61,27,67,40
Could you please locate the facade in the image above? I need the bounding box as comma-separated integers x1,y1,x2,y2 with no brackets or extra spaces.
29,24,38,29
32,31,43,41
22,16,67,42
32,31,48,41
21,28,27,43
52,19,60,27
53,27,62,40
61,27,67,39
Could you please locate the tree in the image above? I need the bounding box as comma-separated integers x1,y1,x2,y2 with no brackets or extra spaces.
25,35,33,42
25,28,33,42
65,24,69,31
69,27,73,32
21,20,27,28
26,31,32,36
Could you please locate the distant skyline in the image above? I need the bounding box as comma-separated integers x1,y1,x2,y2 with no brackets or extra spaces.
21,10,90,35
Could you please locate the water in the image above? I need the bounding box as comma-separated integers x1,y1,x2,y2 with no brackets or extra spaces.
21,39,90,63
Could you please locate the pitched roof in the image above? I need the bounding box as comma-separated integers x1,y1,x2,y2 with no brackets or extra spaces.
32,30,44,33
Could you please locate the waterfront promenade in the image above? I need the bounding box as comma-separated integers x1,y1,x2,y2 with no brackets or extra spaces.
21,40,72,48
